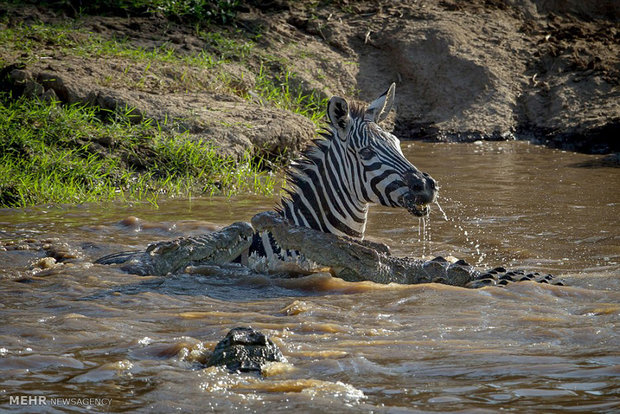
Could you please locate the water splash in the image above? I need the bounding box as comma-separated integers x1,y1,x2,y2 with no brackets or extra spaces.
435,199,449,222
434,198,487,266
417,217,424,256
416,214,432,259
426,214,432,257
418,216,430,258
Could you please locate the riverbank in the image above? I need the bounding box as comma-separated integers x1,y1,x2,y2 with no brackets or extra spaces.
1,0,618,207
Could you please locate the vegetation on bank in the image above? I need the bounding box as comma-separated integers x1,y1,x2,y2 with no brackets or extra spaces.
0,2,329,208
0,94,278,207
14,0,243,24
0,19,328,121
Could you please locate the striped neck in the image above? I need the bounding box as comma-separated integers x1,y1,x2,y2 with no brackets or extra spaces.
278,130,370,239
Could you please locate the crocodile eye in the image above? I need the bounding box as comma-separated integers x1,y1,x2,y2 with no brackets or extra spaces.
359,147,374,160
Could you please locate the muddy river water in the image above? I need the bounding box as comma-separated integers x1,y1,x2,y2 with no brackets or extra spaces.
1,141,618,412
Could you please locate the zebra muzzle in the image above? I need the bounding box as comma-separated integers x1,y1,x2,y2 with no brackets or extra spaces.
400,172,437,216
408,203,430,217
404,199,431,217
399,192,432,217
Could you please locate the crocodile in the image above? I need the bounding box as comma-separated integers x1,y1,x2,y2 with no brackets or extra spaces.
207,327,286,374
96,210,559,288
251,211,559,287
94,221,254,276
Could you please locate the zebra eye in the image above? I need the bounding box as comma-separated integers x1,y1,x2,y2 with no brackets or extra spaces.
359,147,374,160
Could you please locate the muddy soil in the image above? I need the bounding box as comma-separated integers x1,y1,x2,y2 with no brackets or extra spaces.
1,0,618,155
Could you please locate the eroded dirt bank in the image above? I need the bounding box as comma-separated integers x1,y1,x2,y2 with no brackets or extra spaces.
1,0,618,155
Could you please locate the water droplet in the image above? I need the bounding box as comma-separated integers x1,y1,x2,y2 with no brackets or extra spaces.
434,199,450,221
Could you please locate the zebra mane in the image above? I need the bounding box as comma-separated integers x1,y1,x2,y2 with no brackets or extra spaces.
275,101,366,216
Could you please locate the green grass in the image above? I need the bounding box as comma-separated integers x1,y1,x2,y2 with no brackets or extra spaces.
11,0,242,24
0,22,252,67
0,94,277,208
251,65,328,125
0,8,332,207
0,22,326,124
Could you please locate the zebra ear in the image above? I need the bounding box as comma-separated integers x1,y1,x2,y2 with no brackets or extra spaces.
365,83,395,123
327,96,350,137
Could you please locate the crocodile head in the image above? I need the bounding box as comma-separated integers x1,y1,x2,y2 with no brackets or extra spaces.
108,221,255,276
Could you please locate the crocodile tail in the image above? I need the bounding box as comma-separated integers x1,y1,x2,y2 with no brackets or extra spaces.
466,267,563,288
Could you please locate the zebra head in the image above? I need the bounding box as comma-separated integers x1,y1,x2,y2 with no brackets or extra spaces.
281,83,438,238
327,84,438,214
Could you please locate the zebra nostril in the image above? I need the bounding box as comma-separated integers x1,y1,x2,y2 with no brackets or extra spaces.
428,177,436,190
405,171,437,195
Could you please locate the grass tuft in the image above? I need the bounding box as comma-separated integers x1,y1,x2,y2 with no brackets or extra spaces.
251,65,328,125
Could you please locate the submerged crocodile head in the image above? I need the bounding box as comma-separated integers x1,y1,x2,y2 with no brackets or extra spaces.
95,221,255,276
145,221,255,268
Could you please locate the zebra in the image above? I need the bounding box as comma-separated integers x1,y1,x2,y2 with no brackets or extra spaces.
246,83,438,271
94,83,438,275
